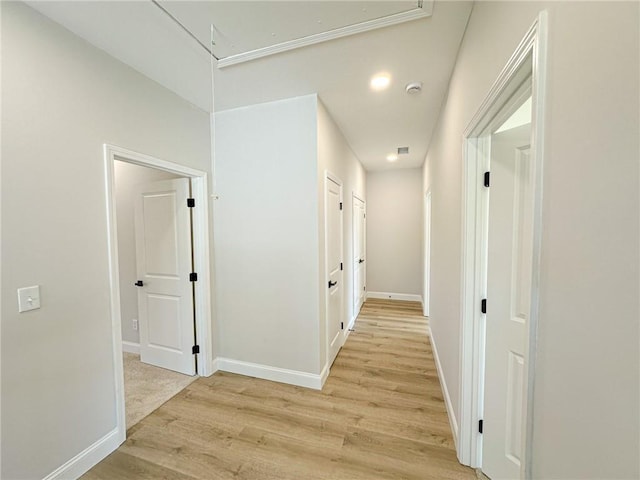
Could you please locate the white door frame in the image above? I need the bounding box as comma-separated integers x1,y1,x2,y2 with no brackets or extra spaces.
351,191,366,326
103,144,213,442
423,190,431,317
458,12,547,478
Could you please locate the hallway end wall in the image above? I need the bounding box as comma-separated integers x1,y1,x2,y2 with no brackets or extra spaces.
366,168,423,300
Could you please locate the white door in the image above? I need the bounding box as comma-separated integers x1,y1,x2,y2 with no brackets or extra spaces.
353,196,366,317
134,178,196,376
326,175,344,365
423,191,431,317
483,123,532,479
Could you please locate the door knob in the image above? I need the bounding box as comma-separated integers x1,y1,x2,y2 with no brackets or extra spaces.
328,280,338,288
135,280,144,287
359,259,365,264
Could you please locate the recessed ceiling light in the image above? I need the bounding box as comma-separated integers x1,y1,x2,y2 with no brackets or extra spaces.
371,73,391,91
386,154,398,162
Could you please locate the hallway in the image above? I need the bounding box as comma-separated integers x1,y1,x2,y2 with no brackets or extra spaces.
83,299,475,479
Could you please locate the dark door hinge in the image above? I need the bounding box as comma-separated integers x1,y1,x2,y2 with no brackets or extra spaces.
340,322,344,330
483,172,490,187
481,298,487,314
192,345,200,354
190,272,198,282
479,419,483,433
339,202,343,210
187,198,195,207
340,262,343,271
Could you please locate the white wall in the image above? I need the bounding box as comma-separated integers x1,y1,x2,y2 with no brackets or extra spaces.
214,95,321,375
317,99,366,368
423,2,639,478
366,168,423,298
1,3,211,478
114,162,181,345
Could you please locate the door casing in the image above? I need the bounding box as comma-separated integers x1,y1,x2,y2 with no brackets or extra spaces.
458,12,548,479
423,190,431,317
104,144,213,444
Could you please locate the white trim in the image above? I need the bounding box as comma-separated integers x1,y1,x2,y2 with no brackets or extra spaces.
104,144,215,455
347,314,357,331
351,191,366,321
319,363,330,388
428,327,458,447
217,3,433,68
210,357,220,374
121,341,140,355
366,291,423,303
42,428,122,480
458,12,548,477
216,358,325,390
423,190,432,317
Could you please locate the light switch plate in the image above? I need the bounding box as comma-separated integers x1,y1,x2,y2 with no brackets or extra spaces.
18,285,41,313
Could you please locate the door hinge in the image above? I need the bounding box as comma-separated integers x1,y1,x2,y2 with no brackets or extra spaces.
190,272,198,282
339,202,343,210
192,345,200,354
481,298,487,314
483,172,490,187
340,322,344,330
479,419,483,434
187,198,195,207
340,262,343,271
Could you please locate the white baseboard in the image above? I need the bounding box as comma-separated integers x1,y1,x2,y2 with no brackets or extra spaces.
216,357,324,390
347,314,357,330
319,362,330,388
366,291,423,303
43,427,124,480
428,326,459,447
121,340,140,354
211,357,220,373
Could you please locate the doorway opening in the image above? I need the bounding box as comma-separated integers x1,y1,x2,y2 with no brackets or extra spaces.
104,145,213,440
458,12,547,479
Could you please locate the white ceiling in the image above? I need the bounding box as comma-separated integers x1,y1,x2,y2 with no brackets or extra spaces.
27,1,472,171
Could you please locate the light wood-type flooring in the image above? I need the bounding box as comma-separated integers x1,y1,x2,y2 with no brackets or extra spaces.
82,299,476,479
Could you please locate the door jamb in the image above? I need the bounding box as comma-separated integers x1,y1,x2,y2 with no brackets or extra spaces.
103,144,214,441
351,191,366,325
423,190,432,317
458,12,548,478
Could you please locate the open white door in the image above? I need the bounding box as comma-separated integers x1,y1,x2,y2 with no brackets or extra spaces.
134,178,196,376
483,122,532,479
353,195,366,317
326,174,344,366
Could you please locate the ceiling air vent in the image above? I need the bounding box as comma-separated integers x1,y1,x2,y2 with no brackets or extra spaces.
397,147,409,155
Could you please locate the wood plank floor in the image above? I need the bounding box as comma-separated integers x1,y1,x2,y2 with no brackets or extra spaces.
83,299,476,479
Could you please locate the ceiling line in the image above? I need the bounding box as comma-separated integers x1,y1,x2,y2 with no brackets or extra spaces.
151,0,219,60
